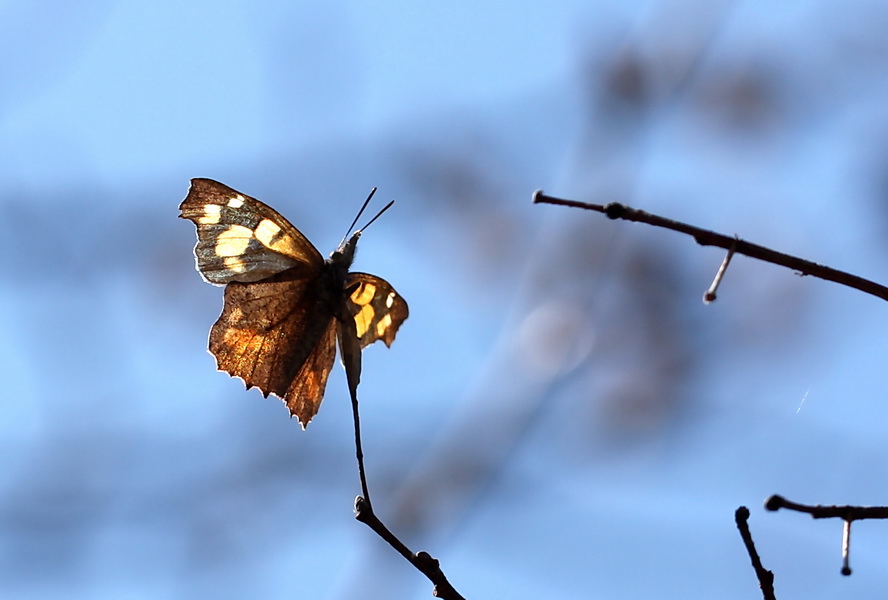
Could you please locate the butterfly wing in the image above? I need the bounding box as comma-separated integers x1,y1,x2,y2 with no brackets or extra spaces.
344,272,409,349
284,317,338,428
179,178,324,284
208,268,340,428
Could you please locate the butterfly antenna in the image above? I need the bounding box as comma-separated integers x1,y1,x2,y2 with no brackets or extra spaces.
342,187,377,244
358,200,395,233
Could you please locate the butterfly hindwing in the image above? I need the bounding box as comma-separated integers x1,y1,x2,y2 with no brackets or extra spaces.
208,268,341,427
285,317,338,427
345,273,409,349
179,178,324,284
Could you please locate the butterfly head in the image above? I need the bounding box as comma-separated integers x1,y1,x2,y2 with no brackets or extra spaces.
331,190,394,269
330,230,360,269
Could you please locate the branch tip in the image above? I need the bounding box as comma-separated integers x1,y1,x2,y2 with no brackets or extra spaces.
764,495,785,511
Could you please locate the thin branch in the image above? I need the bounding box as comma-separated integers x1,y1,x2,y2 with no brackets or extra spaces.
765,494,888,575
355,498,466,600
346,365,466,599
533,191,888,303
765,494,888,520
349,377,373,509
735,507,777,600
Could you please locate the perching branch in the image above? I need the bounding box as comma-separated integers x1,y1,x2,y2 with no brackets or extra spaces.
354,498,466,600
765,494,888,575
735,507,777,600
532,191,888,303
344,348,465,600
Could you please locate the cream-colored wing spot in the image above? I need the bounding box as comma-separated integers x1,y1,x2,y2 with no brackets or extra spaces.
199,204,222,224
223,256,248,273
227,195,245,208
375,314,393,338
215,225,253,257
350,282,377,305
385,291,396,308
254,218,286,250
354,305,374,338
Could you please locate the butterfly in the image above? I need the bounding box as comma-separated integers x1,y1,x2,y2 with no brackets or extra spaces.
179,178,409,428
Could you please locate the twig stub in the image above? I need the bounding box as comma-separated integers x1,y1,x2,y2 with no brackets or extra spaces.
703,239,737,304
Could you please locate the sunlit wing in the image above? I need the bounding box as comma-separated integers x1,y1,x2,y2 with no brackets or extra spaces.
344,272,409,349
208,269,339,427
179,178,324,284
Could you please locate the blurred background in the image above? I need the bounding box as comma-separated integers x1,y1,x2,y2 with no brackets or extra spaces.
4,0,888,598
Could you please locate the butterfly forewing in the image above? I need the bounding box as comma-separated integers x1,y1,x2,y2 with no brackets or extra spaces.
345,273,409,349
179,178,324,284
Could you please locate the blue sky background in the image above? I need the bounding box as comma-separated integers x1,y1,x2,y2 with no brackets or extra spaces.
4,0,888,598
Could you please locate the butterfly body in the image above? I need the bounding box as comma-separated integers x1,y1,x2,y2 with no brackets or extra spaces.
179,179,408,428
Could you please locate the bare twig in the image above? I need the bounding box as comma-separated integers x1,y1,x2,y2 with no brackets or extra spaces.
735,507,777,600
354,498,466,600
765,494,888,520
532,191,888,303
349,373,373,509
765,494,888,575
345,351,465,599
